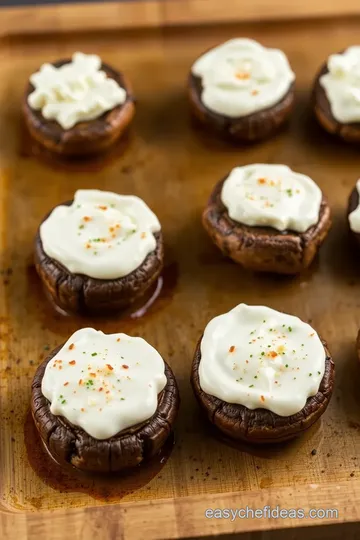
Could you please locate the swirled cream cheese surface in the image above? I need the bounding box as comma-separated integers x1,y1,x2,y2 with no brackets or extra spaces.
319,47,360,123
191,38,295,117
199,304,326,416
221,164,322,232
41,328,167,439
40,189,161,279
28,52,126,129
348,179,360,232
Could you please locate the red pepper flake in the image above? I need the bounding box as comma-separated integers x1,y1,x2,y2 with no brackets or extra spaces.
268,351,278,358
69,360,76,365
245,360,249,364
251,89,259,96
69,343,75,350
275,381,278,384
98,205,108,211
309,333,315,337
59,366,62,370
106,391,110,394
260,395,265,402
116,338,121,342
141,232,146,239
122,364,129,369
83,216,92,222
111,233,116,239
89,372,96,378
85,243,91,249
99,387,103,392
63,382,69,386
81,408,85,412
115,224,121,229
106,364,114,371
78,379,83,385
258,178,266,184
109,226,115,233
235,72,250,80
229,345,235,353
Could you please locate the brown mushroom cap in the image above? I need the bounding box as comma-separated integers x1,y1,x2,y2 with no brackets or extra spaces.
31,344,180,473
188,71,295,142
34,201,164,314
23,59,135,156
191,336,334,444
202,177,331,274
313,56,360,143
347,185,360,247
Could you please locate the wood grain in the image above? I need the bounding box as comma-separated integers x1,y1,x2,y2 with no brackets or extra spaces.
2,0,360,37
2,14,360,540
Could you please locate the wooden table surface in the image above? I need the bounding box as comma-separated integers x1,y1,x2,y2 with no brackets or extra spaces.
2,12,360,540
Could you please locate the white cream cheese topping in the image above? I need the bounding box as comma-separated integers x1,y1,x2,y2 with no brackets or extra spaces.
221,164,322,233
42,328,167,439
320,47,360,123
40,189,161,279
199,304,326,417
348,179,360,232
191,38,295,118
28,52,126,129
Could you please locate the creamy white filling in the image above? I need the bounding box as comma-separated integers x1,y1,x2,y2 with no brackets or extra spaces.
41,328,167,440
199,304,326,417
28,52,126,129
348,179,360,232
191,38,295,118
221,164,322,233
320,46,360,123
40,189,161,279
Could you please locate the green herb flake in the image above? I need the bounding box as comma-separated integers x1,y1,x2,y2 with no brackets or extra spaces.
61,399,66,404
317,371,321,375
79,224,84,230
249,384,254,388
261,352,265,356
309,373,312,377
288,326,292,332
286,189,293,197
91,352,97,357
285,364,289,368
120,397,125,401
